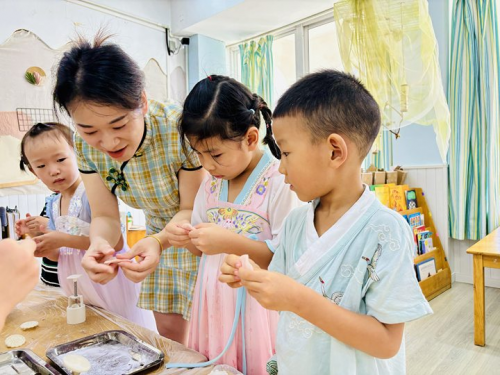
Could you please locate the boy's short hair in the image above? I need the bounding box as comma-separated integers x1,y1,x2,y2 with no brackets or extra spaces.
273,70,381,159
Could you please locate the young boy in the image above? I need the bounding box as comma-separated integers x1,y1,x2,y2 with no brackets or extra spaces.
219,70,432,374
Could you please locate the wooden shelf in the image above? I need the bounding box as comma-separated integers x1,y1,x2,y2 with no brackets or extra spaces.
404,188,451,301
419,267,452,300
414,248,439,264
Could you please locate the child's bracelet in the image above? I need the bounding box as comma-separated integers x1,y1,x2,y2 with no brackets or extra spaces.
146,235,163,251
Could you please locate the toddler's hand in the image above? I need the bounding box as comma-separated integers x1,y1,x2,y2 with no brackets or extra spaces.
33,226,62,255
25,215,49,233
15,217,30,237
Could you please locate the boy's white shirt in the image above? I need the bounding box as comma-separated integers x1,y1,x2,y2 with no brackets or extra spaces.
297,185,375,276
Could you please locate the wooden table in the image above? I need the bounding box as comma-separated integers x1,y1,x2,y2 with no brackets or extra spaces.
1,283,240,374
467,228,500,346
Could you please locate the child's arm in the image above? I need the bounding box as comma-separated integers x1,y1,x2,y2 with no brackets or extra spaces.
190,224,273,269
155,171,206,258
33,226,91,261
236,267,404,359
157,209,201,256
35,231,90,251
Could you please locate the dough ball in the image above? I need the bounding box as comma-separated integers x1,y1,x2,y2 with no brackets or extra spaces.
5,334,26,348
63,354,91,373
20,321,39,330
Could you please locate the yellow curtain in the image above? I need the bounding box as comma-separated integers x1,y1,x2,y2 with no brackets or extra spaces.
334,0,450,162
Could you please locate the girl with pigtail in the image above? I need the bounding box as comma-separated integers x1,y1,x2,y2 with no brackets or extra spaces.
165,75,301,374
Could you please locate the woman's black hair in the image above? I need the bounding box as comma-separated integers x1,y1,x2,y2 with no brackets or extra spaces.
179,75,280,159
53,31,145,115
20,123,74,171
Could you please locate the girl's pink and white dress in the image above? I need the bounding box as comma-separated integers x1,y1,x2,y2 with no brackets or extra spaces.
46,182,156,331
188,152,301,374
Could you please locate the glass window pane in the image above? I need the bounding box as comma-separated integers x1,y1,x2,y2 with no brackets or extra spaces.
273,33,296,104
308,22,343,73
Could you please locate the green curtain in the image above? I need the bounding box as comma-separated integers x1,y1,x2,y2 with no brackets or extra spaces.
239,35,274,107
448,0,500,240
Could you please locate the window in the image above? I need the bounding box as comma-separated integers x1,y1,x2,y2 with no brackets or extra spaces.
273,33,297,103
227,10,391,165
307,21,343,73
227,10,345,105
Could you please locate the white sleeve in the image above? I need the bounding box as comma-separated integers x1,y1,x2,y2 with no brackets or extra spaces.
191,179,208,226
265,174,303,253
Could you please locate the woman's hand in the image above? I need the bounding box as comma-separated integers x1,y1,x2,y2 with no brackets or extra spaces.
117,236,162,283
81,238,118,284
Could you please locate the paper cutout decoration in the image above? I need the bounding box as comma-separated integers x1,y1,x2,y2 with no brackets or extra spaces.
25,66,46,86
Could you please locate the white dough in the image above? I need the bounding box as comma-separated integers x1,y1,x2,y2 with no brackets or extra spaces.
20,320,39,330
103,258,132,265
5,334,26,348
63,354,91,373
240,254,253,270
130,351,142,362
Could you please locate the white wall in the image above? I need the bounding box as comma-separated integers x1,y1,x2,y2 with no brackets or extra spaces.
0,0,186,225
0,0,172,74
170,0,244,35
188,34,227,90
89,0,171,26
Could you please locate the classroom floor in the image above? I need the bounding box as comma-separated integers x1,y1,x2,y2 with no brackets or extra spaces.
406,282,500,375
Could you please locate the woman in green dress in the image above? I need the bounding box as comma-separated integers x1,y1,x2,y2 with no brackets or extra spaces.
53,34,205,345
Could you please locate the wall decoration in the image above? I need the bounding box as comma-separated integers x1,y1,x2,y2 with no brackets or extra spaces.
24,66,46,86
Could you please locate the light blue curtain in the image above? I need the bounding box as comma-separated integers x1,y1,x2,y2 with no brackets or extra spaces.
448,0,500,240
239,35,274,107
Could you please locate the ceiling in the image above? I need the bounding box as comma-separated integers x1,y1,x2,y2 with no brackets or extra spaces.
175,0,335,44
